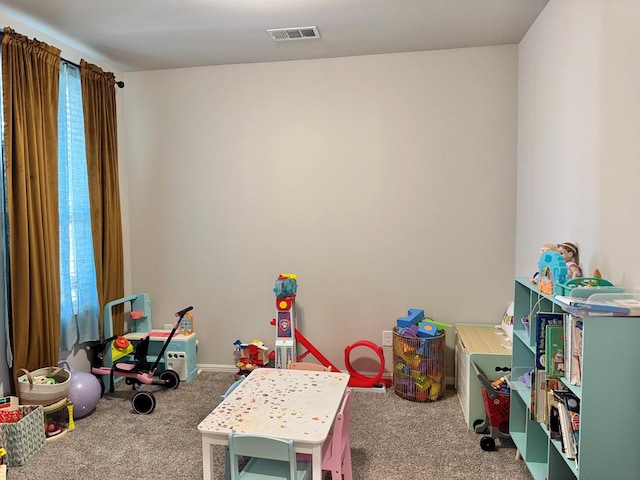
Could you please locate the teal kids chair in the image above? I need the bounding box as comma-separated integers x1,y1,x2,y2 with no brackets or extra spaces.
228,433,311,480
220,377,247,480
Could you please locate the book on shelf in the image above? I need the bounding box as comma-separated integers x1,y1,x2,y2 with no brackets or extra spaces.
554,390,580,462
534,369,545,422
564,315,583,386
534,312,564,370
535,369,562,424
557,400,576,459
545,390,562,441
545,325,564,378
529,368,536,421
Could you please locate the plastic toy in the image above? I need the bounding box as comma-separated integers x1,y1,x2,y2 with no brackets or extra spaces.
273,274,298,369
112,335,134,362
270,274,391,390
58,361,102,419
42,397,75,441
273,273,298,297
180,312,194,335
85,306,193,414
417,321,439,337
471,361,511,451
538,251,567,295
396,308,424,328
233,339,269,377
344,340,387,388
530,243,559,283
396,308,452,338
101,293,152,390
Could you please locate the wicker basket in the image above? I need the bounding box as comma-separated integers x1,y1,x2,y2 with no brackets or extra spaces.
0,405,45,466
17,367,71,406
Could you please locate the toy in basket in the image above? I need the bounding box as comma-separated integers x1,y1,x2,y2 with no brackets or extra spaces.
470,361,512,451
16,366,71,406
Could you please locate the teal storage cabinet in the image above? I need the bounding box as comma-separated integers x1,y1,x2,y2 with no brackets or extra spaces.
510,278,640,480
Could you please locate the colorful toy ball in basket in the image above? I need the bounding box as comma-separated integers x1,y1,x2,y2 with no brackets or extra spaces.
17,366,71,406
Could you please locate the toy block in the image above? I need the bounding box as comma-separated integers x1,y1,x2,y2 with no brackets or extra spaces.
397,308,424,328
398,324,419,337
417,321,439,338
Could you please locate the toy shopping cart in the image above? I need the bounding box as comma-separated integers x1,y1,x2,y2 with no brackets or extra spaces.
470,360,512,451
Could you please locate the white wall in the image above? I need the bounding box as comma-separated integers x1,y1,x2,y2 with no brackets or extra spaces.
516,0,640,289
123,46,519,377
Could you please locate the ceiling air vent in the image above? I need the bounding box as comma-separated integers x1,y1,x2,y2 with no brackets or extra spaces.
267,26,321,42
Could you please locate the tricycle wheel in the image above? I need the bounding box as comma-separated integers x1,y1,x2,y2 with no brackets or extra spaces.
132,391,156,414
159,369,180,389
96,376,105,398
480,436,496,451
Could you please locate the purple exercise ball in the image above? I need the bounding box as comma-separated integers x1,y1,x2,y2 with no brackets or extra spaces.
67,371,102,419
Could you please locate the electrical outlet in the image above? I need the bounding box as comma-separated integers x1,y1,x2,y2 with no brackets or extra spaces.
382,330,393,347
164,323,173,330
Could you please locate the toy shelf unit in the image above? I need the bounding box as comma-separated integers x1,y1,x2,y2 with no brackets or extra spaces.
102,294,198,389
510,278,640,480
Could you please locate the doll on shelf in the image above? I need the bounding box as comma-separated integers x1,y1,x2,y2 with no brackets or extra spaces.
557,242,583,279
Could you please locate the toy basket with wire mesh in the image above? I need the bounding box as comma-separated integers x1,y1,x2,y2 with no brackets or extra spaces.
471,360,512,451
392,326,445,402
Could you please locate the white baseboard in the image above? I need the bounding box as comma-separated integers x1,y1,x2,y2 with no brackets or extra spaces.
198,364,238,373
197,365,455,389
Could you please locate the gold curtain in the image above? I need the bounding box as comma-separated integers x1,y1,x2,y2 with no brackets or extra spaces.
80,60,124,336
1,27,62,376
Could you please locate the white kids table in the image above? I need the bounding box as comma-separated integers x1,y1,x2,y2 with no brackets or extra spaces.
198,367,350,480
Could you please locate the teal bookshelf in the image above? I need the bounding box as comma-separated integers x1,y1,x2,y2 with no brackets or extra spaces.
510,278,640,480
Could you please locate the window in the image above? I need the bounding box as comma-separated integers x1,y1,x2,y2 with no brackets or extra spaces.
58,62,99,350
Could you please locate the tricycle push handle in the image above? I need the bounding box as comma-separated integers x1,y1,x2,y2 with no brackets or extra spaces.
175,306,193,317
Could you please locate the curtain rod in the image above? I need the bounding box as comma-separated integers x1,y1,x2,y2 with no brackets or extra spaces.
62,58,125,89
0,32,124,88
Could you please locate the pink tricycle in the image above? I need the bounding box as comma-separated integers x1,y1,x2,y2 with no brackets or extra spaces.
85,306,193,414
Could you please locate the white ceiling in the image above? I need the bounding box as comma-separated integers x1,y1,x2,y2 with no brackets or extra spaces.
0,0,549,72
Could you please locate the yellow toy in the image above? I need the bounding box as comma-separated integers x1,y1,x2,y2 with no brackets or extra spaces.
180,312,195,335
